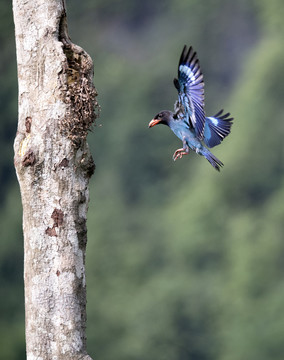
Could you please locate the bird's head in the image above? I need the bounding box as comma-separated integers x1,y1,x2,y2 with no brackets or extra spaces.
148,110,173,128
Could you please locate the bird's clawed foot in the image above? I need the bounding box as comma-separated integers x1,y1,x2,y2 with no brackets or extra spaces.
173,147,190,161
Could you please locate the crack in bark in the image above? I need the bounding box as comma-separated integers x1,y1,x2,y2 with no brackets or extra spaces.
58,157,69,168
22,149,36,167
51,208,64,227
45,226,57,237
25,116,32,133
45,208,64,237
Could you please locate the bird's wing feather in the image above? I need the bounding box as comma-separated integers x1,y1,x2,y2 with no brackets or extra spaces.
203,110,233,148
174,46,206,140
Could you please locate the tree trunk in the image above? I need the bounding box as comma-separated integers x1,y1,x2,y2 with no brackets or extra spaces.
13,0,98,359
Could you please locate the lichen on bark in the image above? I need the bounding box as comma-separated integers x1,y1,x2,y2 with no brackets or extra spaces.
59,8,100,146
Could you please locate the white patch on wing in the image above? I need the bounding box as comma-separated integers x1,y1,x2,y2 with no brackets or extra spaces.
208,117,218,126
179,65,196,83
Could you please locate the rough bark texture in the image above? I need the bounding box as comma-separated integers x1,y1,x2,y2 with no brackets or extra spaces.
13,0,98,359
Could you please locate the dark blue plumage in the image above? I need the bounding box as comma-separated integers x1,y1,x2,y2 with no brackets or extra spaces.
149,45,233,171
204,110,233,148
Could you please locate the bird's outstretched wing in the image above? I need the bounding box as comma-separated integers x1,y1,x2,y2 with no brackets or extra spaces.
173,46,205,140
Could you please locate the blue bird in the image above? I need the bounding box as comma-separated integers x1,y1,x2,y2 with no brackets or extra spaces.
148,45,233,171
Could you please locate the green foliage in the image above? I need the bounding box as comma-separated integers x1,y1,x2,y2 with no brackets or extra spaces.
0,186,24,359
0,0,17,201
1,0,284,359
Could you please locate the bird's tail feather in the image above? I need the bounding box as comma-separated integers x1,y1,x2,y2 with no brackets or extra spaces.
202,149,224,171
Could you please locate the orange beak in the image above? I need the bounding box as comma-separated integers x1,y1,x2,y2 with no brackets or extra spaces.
148,118,161,128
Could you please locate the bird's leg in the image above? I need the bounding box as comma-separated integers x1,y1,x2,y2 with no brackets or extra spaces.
173,148,189,161
173,139,190,161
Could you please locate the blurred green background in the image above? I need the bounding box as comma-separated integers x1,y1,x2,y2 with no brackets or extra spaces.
1,0,284,359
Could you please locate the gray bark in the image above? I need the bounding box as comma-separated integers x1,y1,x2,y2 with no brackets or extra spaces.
12,0,98,359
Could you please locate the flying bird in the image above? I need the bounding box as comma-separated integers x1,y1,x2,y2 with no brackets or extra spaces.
148,45,233,171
